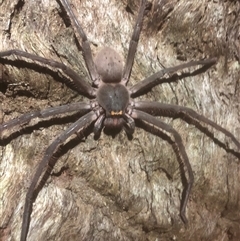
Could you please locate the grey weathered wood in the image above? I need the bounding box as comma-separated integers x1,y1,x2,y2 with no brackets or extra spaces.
0,0,239,240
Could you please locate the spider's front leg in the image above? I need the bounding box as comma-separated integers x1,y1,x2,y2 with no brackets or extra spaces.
0,102,91,137
130,109,194,223
20,111,98,241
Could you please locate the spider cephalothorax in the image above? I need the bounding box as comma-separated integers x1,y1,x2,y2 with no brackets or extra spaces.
0,0,239,241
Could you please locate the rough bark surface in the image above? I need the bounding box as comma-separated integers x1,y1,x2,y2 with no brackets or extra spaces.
0,0,239,241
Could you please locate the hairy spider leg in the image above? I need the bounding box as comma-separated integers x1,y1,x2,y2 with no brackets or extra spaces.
20,111,98,241
0,102,91,134
60,0,101,86
122,0,147,85
0,50,95,98
134,101,240,152
130,58,217,97
131,109,194,223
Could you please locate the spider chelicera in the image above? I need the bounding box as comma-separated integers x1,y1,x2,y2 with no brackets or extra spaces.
0,0,239,240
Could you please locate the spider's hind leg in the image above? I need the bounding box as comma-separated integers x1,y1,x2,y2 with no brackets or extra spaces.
59,0,100,86
122,0,150,85
0,49,95,98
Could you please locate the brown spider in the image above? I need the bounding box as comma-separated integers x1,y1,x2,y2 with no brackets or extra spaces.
0,0,239,240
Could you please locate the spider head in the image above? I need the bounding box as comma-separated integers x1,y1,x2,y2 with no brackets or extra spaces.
94,47,123,83
96,83,129,118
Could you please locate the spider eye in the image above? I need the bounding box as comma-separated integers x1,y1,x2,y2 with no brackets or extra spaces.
110,110,123,116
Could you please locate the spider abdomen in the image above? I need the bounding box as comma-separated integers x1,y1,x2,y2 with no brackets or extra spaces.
96,83,129,117
94,47,123,83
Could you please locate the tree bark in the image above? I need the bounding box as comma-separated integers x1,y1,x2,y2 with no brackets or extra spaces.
0,0,239,241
